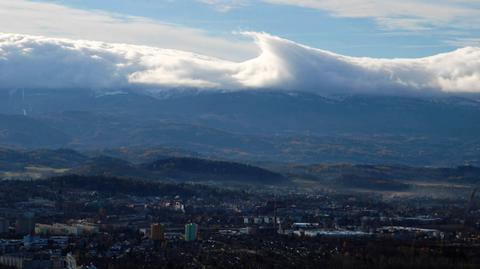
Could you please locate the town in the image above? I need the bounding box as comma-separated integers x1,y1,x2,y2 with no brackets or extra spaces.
0,175,479,268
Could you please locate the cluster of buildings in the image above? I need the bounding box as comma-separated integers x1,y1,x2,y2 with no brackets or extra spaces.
35,223,99,236
0,176,479,268
149,222,199,243
0,220,201,269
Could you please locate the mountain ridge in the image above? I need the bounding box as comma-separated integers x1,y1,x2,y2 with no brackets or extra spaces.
0,90,479,166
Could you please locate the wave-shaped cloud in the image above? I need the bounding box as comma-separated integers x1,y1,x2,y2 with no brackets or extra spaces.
0,32,479,94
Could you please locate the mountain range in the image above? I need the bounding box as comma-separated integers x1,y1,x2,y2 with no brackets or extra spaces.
0,89,479,166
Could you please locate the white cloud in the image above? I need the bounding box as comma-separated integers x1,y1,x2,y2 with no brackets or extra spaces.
375,18,433,31
0,32,479,94
0,0,257,60
264,0,480,31
445,38,480,47
197,0,248,12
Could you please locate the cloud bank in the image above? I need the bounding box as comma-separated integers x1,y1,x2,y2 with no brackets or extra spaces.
0,32,479,95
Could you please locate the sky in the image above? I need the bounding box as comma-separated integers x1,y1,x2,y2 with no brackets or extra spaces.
0,0,479,94
2,0,480,59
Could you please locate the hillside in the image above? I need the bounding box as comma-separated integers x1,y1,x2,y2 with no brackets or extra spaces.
284,164,480,184
281,163,480,194
0,148,285,185
1,147,480,195
0,114,69,148
143,157,287,184
0,148,87,171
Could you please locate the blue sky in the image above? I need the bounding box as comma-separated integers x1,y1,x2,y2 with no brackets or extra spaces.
31,0,480,58
2,0,480,59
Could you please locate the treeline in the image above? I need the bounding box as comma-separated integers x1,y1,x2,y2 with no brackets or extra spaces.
0,175,248,200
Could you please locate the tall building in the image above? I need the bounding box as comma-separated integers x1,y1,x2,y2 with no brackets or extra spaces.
184,223,198,242
15,212,35,235
150,223,165,241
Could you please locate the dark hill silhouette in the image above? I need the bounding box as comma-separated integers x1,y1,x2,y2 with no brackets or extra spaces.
143,157,287,184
